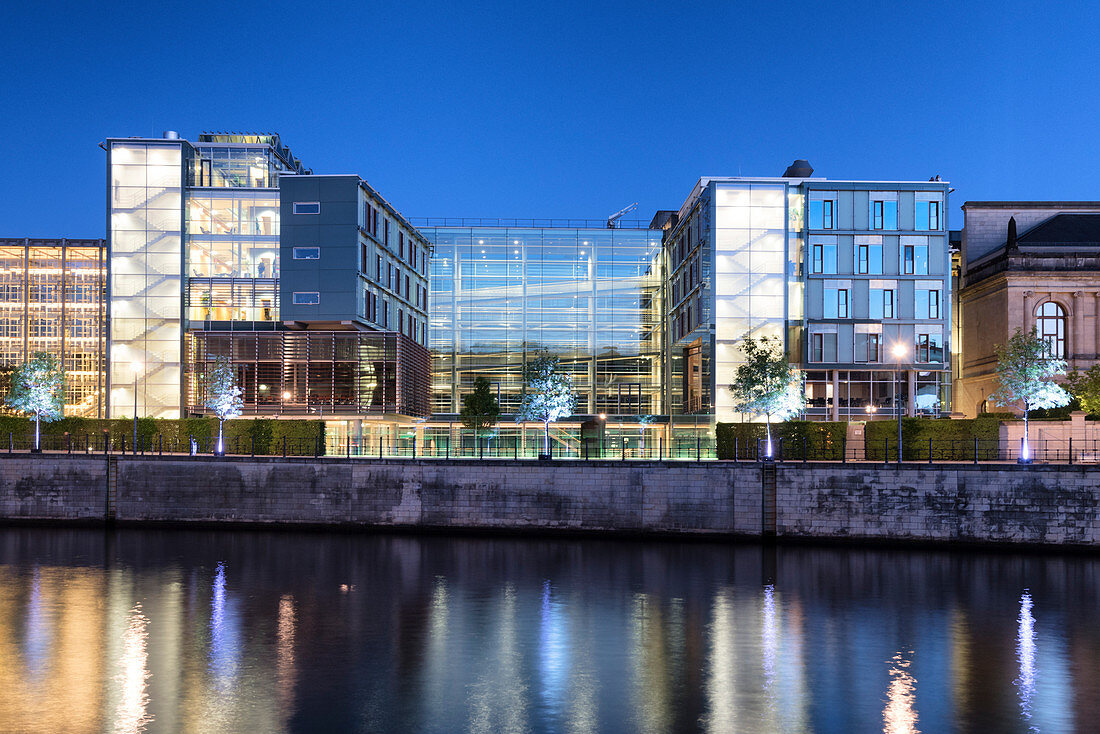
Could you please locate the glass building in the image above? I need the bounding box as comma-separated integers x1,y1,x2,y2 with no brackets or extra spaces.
417,221,664,454
661,162,951,425
0,238,107,417
105,131,430,428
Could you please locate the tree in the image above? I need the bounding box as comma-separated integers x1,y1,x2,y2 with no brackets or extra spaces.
728,334,806,458
460,376,500,457
1065,365,1100,416
989,327,1071,460
204,356,243,454
636,414,656,455
7,352,65,451
516,354,576,456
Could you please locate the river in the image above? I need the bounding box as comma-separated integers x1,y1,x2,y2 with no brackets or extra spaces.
0,527,1094,732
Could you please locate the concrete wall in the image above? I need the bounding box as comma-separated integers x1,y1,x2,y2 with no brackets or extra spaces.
2,455,1100,547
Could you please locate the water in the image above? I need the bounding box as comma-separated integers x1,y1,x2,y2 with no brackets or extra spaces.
0,528,1095,733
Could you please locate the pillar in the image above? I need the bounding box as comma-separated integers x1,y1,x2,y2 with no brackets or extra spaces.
1022,290,1034,333
831,370,840,422
907,370,916,417
1073,291,1083,366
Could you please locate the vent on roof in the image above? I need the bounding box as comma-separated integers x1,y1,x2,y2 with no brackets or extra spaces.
782,159,814,178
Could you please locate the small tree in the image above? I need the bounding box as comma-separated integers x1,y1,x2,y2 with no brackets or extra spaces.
7,352,65,450
989,327,1071,460
516,354,576,456
204,356,243,454
636,414,656,455
728,334,805,458
1065,365,1100,416
460,376,500,457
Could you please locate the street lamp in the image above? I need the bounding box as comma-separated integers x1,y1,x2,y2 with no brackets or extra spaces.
131,361,142,453
891,343,906,463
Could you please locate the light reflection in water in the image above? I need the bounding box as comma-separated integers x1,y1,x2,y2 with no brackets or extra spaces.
761,583,777,696
276,594,296,723
631,592,672,733
23,568,50,682
704,589,737,733
883,651,919,734
114,603,152,733
539,581,568,718
1015,590,1037,730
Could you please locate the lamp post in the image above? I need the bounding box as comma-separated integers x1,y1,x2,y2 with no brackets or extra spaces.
598,413,606,458
131,361,142,453
892,343,906,463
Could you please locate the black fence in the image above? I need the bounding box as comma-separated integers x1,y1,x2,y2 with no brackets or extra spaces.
8,432,1100,465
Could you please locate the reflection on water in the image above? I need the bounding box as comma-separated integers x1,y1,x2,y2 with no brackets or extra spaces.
883,652,918,734
1,528,1100,732
1016,590,1037,731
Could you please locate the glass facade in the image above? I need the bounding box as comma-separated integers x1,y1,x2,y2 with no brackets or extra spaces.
0,239,107,417
108,142,185,419
421,226,664,417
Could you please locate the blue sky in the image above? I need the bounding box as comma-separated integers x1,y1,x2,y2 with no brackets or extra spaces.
1,0,1098,236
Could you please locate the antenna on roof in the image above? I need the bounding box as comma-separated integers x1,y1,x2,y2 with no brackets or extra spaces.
607,202,638,229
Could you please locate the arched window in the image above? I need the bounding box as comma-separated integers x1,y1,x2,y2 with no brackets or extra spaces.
1036,301,1066,358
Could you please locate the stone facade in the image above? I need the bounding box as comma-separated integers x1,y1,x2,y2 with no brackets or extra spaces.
957,202,1100,417
3,455,1100,546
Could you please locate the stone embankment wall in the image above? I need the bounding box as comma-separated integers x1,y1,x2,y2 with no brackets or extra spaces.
1,455,1098,546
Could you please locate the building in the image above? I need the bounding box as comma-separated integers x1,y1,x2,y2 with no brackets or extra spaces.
659,162,952,424
0,238,107,417
417,219,664,454
956,202,1100,417
103,131,430,436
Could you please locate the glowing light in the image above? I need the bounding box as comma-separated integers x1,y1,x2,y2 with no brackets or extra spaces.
282,391,291,400
882,651,919,734
130,361,142,376
1015,590,1037,726
892,343,907,360
116,603,153,732
1022,438,1031,462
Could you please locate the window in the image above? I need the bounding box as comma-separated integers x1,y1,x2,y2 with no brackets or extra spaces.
903,243,929,275
384,219,390,247
809,199,835,229
871,199,898,230
916,200,941,230
811,333,838,362
824,286,849,318
405,275,410,300
399,232,405,260
293,202,320,215
388,263,393,290
916,287,941,319
377,255,383,282
870,288,895,319
292,292,320,305
811,242,838,274
292,247,320,260
857,243,883,274
1036,301,1066,358
916,333,944,363
855,333,881,363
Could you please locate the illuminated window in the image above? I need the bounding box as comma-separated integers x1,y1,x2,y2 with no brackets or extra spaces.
292,292,320,305
292,247,320,259
1036,301,1066,358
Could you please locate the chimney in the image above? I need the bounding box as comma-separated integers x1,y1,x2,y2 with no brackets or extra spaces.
163,130,180,140
782,159,814,178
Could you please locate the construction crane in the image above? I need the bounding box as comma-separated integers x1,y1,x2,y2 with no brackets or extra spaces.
606,202,638,229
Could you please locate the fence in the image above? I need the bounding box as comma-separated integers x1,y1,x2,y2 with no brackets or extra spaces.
8,432,1100,464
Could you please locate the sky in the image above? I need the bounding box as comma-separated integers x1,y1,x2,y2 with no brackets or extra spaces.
2,0,1099,237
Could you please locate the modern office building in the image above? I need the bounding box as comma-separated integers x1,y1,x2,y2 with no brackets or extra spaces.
417,219,664,453
0,238,107,417
956,201,1100,417
658,162,952,424
103,131,430,432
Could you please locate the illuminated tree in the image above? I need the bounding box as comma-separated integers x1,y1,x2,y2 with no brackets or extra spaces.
989,327,1071,460
7,352,65,451
460,376,500,457
1065,365,1100,416
636,414,656,454
728,334,805,458
516,354,576,456
204,356,243,454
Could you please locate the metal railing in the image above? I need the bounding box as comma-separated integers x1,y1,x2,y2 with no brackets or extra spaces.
409,217,654,230
8,433,1100,465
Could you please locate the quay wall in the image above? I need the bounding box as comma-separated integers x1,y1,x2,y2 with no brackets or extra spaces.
0,455,1097,546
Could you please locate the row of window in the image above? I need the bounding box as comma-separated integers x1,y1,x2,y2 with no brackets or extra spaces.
822,287,941,320
810,332,944,363
362,201,427,276
812,242,931,275
808,199,941,231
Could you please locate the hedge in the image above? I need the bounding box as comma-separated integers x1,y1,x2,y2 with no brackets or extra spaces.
0,416,325,455
864,416,1002,460
716,420,847,460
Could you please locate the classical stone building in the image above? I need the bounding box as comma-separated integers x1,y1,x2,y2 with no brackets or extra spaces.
956,202,1100,417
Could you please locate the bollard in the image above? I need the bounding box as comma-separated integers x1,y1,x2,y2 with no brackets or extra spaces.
1069,437,1073,465
973,436,978,464
929,437,933,464
884,438,889,465
412,439,416,460
378,436,382,460
696,435,700,461
346,434,350,459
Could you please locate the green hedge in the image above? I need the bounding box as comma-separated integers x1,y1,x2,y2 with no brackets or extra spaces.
864,416,1002,460
716,421,847,459
0,416,325,455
